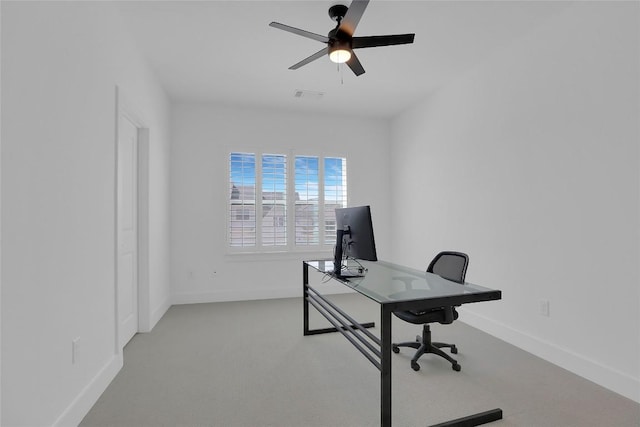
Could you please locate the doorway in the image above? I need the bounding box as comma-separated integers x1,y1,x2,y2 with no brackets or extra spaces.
117,113,139,349
115,87,150,351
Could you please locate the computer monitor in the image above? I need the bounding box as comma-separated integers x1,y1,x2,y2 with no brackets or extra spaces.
333,205,378,277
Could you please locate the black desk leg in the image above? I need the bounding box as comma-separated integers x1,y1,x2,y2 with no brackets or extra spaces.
303,262,310,336
381,305,392,427
303,262,375,336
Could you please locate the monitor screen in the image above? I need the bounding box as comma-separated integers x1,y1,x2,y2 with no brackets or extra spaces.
333,205,377,277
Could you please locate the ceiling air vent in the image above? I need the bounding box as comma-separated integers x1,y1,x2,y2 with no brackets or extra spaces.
293,89,324,100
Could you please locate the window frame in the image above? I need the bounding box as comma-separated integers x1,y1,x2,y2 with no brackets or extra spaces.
226,147,348,255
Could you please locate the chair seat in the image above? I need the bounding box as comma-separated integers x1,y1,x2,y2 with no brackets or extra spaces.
393,307,459,325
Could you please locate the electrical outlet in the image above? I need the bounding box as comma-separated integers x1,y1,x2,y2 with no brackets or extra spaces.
539,300,550,317
72,337,80,364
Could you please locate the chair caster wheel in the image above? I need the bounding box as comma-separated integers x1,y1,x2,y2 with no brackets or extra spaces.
392,345,400,354
411,361,421,371
452,363,461,371
451,346,458,354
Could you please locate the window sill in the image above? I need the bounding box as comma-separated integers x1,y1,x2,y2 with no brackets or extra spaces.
225,249,332,262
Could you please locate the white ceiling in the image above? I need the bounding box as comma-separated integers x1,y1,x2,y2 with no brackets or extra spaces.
117,1,570,119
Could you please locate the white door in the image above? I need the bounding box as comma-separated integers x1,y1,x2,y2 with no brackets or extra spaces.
117,115,139,349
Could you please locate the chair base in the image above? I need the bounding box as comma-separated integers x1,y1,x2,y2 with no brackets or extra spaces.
392,324,461,372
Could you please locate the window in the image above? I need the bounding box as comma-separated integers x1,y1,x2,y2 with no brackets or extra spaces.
228,151,347,251
294,156,319,245
261,154,287,246
229,153,256,247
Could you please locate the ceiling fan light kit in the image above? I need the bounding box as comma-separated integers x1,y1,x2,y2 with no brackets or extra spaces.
328,40,351,63
269,0,415,76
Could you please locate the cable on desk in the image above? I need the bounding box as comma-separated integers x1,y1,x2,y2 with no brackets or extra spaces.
321,272,335,283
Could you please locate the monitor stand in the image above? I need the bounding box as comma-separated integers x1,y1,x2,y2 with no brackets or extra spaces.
333,227,349,276
333,227,366,279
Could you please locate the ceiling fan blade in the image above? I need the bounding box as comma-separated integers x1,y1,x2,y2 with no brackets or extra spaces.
337,0,369,38
289,47,329,70
346,51,365,76
352,34,415,49
269,22,329,43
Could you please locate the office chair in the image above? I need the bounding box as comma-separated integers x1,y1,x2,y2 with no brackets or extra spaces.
392,251,469,372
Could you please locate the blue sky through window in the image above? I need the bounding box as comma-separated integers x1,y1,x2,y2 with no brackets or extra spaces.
324,157,345,203
230,153,345,201
295,156,319,202
262,154,286,193
230,152,256,187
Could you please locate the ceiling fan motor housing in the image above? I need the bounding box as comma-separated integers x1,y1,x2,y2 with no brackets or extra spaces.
329,38,351,53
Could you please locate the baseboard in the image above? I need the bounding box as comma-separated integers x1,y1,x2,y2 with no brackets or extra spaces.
459,309,640,403
172,283,354,305
52,298,167,426
53,353,124,427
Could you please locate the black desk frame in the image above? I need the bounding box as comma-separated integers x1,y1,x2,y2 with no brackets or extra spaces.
303,260,503,427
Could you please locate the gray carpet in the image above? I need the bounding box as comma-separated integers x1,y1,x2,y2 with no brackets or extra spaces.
81,294,640,426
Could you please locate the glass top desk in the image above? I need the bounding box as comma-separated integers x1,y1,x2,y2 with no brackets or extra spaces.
303,259,503,427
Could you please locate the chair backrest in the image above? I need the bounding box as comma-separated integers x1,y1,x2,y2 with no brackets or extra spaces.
427,251,469,284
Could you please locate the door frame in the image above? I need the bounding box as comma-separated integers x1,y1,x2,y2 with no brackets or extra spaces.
114,86,150,354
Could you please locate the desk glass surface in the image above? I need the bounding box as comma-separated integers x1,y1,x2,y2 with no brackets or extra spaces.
305,259,499,306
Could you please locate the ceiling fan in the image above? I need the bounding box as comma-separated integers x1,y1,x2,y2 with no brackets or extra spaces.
269,0,415,76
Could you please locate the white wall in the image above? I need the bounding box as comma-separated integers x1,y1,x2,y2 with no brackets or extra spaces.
170,104,391,304
1,2,171,425
390,2,639,401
